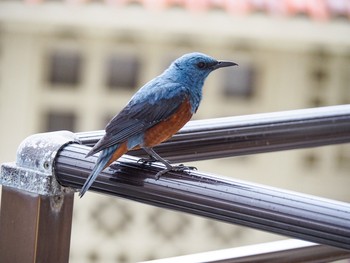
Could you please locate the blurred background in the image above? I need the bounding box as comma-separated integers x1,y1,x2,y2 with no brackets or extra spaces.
0,0,350,262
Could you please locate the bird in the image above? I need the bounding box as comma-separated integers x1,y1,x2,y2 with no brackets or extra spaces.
79,52,237,197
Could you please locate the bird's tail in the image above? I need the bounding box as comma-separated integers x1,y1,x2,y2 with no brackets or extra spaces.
79,145,118,198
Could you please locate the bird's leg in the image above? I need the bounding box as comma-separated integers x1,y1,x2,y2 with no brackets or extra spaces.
141,147,173,170
138,146,171,166
142,147,197,179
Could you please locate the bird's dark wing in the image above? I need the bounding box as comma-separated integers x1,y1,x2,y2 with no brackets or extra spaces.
87,92,187,156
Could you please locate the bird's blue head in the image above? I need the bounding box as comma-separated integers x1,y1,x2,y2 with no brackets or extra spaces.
169,52,237,85
164,52,237,112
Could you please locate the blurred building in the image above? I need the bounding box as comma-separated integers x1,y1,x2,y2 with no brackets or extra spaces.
0,0,350,262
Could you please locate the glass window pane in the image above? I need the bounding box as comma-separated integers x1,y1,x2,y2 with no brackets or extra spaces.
45,111,77,132
105,54,140,90
222,63,255,98
48,50,82,86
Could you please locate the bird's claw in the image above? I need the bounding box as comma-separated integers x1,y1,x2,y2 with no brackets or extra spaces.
171,164,197,174
137,157,157,166
137,156,172,166
154,164,197,180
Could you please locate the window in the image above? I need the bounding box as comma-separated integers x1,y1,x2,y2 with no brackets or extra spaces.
222,63,255,98
308,49,329,107
105,54,140,90
47,49,82,86
337,146,350,171
45,111,77,132
303,152,319,169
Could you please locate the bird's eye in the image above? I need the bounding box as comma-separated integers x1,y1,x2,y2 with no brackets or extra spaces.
197,62,206,69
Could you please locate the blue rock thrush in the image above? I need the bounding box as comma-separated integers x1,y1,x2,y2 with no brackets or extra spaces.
80,52,237,197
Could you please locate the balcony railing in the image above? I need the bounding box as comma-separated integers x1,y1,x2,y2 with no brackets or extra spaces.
1,104,350,262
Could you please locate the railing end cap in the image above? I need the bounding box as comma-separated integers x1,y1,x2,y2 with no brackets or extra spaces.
0,130,80,195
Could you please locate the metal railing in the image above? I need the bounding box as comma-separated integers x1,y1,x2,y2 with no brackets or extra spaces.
142,239,350,263
1,104,350,262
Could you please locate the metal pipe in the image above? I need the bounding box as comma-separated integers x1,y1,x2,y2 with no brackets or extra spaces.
76,104,350,162
55,144,350,250
141,239,350,263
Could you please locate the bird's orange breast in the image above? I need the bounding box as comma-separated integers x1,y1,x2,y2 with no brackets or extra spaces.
143,99,192,147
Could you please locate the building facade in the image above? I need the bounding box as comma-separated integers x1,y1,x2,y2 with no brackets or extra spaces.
0,0,350,262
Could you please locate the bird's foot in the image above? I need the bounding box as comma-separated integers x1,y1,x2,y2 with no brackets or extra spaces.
155,164,197,180
137,155,159,166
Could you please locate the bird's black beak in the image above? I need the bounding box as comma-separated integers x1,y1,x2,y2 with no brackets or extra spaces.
212,61,238,70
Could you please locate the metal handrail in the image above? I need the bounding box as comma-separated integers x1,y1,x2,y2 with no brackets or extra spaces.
55,145,350,250
76,104,350,162
142,239,350,263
